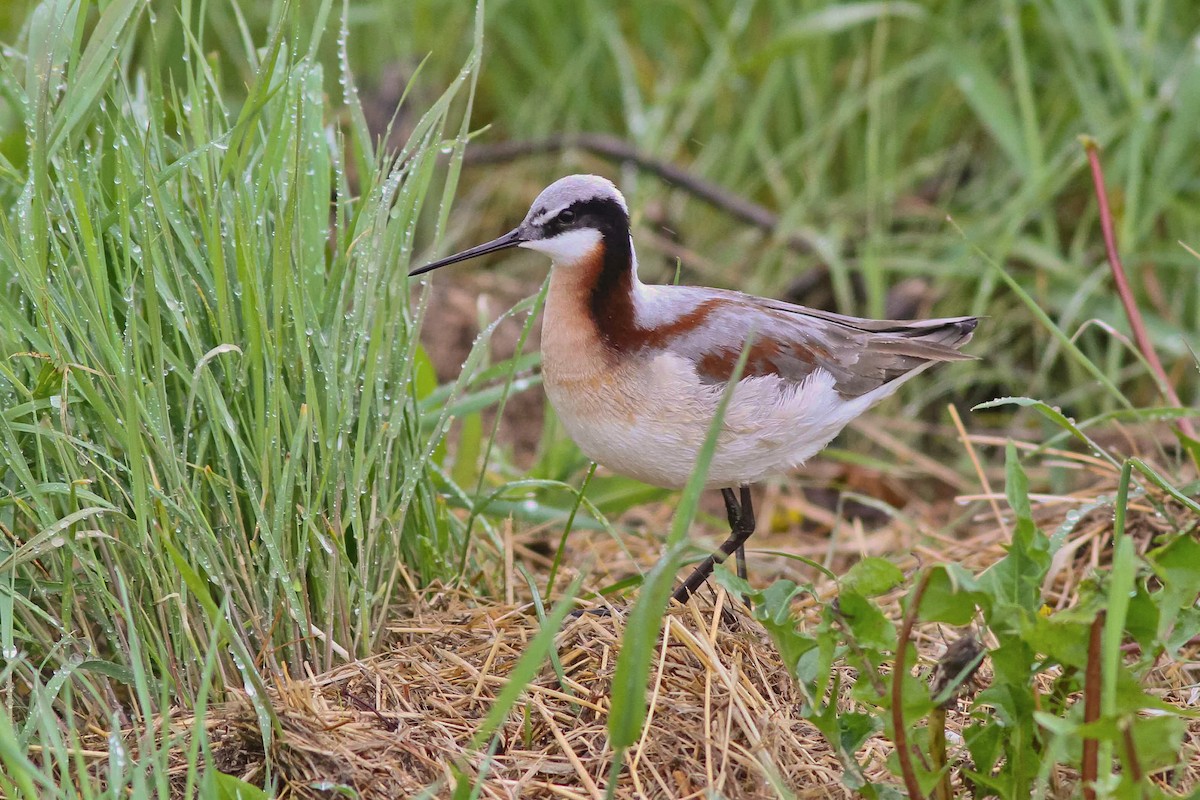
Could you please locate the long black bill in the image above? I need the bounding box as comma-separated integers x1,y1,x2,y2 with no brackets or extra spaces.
409,228,524,277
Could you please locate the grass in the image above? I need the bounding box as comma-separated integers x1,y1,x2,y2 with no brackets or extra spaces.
0,0,1197,797
0,0,499,792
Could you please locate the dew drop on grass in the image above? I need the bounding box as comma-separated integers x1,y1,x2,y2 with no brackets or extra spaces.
108,729,128,772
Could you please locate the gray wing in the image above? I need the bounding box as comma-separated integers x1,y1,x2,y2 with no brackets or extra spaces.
651,286,978,398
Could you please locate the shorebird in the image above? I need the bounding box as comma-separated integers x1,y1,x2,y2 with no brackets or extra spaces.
412,174,977,606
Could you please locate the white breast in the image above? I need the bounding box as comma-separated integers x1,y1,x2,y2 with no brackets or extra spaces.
544,352,885,490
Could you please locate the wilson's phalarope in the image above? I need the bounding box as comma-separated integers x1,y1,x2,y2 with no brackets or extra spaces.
412,175,977,605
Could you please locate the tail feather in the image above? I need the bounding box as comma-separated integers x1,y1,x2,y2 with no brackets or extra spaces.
891,316,978,349
849,316,979,393
874,316,979,361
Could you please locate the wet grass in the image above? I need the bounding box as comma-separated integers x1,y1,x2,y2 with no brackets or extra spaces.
0,0,491,793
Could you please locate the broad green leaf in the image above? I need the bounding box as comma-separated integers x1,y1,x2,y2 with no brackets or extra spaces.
918,564,985,625
841,556,903,597
201,771,269,800
835,591,895,650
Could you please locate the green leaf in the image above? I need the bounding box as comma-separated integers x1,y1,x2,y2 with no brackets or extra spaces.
963,720,1005,777
607,540,687,748
30,362,62,400
975,397,1119,471
48,0,141,154
1123,581,1160,654
986,635,1036,691
918,564,984,625
838,711,881,753
747,2,926,69
1120,714,1187,775
841,557,904,597
76,659,140,687
1165,607,1200,654
1148,533,1200,616
939,36,1026,172
201,771,268,800
717,574,820,681
1021,612,1092,669
836,591,895,650
979,443,1051,620
786,1,926,36
451,411,483,488
412,344,438,401
976,679,1039,789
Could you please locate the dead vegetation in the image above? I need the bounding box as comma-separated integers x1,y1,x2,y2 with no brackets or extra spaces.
121,439,1198,798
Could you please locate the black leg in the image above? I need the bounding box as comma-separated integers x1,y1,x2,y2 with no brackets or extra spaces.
672,486,755,605
722,487,742,530
734,487,753,607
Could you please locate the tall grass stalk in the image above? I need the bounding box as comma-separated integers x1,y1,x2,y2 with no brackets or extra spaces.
0,0,489,790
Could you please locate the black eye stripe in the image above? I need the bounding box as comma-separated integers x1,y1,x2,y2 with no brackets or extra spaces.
563,198,627,226
536,197,628,238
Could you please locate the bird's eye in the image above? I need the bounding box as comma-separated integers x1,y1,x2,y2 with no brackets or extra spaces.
558,209,576,224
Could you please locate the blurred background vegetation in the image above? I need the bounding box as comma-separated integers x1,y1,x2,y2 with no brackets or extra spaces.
404,0,1194,419
6,0,1199,419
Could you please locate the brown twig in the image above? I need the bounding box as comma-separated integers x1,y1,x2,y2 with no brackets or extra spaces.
893,570,933,800
1081,137,1196,441
1082,610,1106,800
463,133,817,253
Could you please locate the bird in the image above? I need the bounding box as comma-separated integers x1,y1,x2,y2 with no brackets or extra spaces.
411,174,977,607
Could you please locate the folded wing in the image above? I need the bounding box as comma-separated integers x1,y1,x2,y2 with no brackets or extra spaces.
645,286,978,398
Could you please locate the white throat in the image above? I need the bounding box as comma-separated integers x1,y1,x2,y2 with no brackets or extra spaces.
520,228,602,266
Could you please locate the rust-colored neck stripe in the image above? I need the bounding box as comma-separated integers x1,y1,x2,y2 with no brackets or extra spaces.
587,230,637,349
572,194,727,354
586,231,725,354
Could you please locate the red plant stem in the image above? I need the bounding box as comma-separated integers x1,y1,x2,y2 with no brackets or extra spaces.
893,571,932,800
1121,723,1144,783
1083,139,1197,440
1082,611,1105,800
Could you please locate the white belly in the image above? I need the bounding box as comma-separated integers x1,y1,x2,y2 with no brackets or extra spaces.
543,352,879,490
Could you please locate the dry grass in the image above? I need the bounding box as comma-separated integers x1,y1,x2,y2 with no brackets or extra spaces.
167,572,1197,798
82,430,1200,798
199,593,856,799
